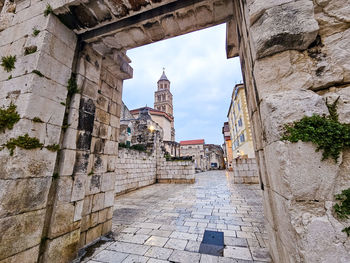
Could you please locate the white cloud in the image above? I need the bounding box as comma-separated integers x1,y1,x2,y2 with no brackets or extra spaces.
123,23,242,145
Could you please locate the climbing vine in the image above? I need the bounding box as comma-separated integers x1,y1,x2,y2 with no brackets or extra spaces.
0,103,20,132
333,188,350,237
282,98,350,162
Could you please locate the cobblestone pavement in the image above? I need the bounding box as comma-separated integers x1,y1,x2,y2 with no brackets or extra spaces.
84,170,271,263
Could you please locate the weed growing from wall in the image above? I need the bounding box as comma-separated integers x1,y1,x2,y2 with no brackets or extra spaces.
333,188,350,237
282,98,350,162
46,144,60,152
33,117,44,123
1,55,16,72
0,103,20,132
67,73,79,96
24,46,37,55
32,27,40,37
4,134,44,156
32,70,44,77
44,4,53,17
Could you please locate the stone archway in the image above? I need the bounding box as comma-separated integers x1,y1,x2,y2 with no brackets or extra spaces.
0,0,349,262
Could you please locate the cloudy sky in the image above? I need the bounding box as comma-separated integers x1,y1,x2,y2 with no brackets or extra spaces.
123,23,242,145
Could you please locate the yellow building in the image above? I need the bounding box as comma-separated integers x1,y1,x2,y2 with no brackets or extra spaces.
227,84,255,159
222,122,233,170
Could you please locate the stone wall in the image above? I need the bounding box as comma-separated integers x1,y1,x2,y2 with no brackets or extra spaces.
115,148,157,195
115,146,195,194
0,1,77,261
232,158,259,184
157,160,195,184
231,0,350,262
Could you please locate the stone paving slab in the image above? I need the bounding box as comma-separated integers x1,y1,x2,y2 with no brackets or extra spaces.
82,171,271,262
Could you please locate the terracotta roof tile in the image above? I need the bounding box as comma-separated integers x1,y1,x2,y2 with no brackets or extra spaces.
180,139,205,145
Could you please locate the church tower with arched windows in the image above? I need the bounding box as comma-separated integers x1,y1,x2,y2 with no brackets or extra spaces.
154,69,175,141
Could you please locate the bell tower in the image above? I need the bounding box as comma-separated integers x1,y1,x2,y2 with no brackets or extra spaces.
154,69,173,116
154,69,175,141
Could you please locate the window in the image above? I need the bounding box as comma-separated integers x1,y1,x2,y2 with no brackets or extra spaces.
235,124,238,133
162,94,166,101
161,84,164,89
240,133,245,143
162,106,165,111
157,95,161,102
238,101,241,111
238,118,242,127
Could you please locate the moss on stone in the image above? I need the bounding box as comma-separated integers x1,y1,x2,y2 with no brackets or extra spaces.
44,4,53,17
32,70,44,77
342,226,350,237
282,99,350,162
0,102,20,132
32,28,40,37
67,73,79,96
33,117,44,123
24,46,37,55
334,188,350,220
333,188,350,237
46,144,60,152
4,134,44,156
1,55,16,72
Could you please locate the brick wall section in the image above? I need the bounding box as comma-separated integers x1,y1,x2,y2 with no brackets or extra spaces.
232,158,259,184
115,148,157,195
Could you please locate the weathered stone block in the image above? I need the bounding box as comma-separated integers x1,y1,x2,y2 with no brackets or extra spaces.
86,224,102,244
246,0,293,26
92,193,105,212
0,177,51,217
0,148,56,180
251,0,319,59
259,90,328,144
48,202,79,238
86,174,102,195
74,200,84,222
104,190,114,207
264,141,339,201
0,245,39,263
101,173,116,192
71,175,86,202
0,209,45,260
44,229,80,263
57,176,73,203
59,149,76,176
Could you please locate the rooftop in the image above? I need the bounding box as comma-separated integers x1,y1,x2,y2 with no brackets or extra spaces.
180,139,205,145
130,106,173,122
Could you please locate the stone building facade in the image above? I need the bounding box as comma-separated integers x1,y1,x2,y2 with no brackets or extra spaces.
204,144,225,170
180,140,224,172
179,139,206,172
227,83,255,159
222,121,233,170
0,0,349,262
